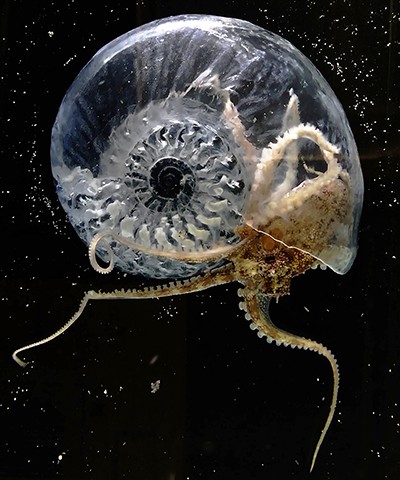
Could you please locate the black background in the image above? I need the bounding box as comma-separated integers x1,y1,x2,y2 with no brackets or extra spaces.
1,1,399,479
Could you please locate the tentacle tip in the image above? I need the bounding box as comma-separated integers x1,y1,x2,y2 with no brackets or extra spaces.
12,352,28,368
88,231,115,274
310,446,320,472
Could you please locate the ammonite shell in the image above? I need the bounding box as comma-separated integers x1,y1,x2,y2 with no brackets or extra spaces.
50,15,363,278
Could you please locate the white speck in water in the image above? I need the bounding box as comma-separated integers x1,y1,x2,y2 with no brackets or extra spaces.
57,452,66,464
151,380,161,393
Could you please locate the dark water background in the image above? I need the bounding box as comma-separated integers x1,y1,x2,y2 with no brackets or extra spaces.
0,1,399,479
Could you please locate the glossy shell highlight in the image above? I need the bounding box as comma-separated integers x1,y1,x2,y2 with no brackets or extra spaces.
51,14,363,278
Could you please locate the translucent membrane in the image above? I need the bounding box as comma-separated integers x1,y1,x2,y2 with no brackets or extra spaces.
51,15,363,277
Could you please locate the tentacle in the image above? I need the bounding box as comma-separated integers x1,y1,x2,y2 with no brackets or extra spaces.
222,86,258,166
282,91,300,131
12,264,236,367
242,292,339,472
248,123,342,229
12,291,94,367
180,70,255,164
89,234,115,274
89,228,251,274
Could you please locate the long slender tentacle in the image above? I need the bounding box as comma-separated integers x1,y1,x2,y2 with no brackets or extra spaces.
241,291,338,472
12,292,94,367
89,229,251,274
12,264,237,367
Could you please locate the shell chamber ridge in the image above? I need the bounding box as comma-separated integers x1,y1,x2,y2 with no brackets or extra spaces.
50,15,363,278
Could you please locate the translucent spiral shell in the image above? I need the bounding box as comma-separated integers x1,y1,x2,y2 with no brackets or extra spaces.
51,15,363,278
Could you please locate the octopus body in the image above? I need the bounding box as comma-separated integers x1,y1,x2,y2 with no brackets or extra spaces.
13,15,363,472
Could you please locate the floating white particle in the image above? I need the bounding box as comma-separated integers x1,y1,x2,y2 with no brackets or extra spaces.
151,380,161,393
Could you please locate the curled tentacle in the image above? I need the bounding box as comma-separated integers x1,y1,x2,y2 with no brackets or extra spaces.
89,232,115,274
248,123,342,229
88,228,253,274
